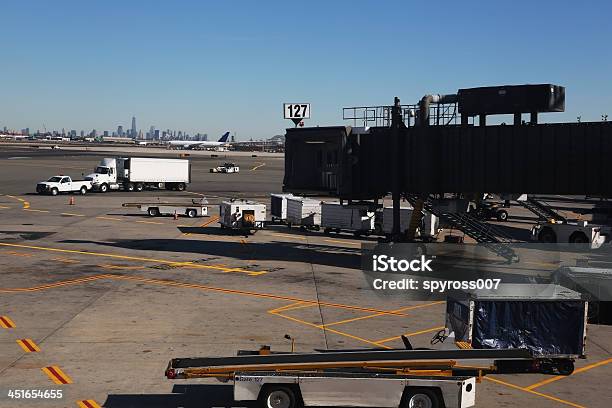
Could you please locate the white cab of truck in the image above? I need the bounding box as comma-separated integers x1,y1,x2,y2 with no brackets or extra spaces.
36,176,92,196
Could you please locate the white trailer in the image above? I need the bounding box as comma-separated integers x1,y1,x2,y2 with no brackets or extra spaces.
122,199,208,218
219,200,266,231
233,371,476,408
531,219,607,249
286,197,322,230
86,157,191,192
270,193,295,222
382,206,414,236
321,202,375,236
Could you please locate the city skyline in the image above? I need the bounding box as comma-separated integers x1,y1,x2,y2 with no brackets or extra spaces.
1,1,612,138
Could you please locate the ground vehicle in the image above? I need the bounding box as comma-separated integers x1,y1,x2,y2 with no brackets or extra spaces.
531,219,607,249
210,162,240,173
286,197,321,230
219,200,266,231
321,202,375,236
474,202,508,222
270,193,295,223
122,198,208,218
36,176,92,196
86,157,190,192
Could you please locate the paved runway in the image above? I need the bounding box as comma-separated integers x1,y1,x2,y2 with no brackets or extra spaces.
0,143,610,408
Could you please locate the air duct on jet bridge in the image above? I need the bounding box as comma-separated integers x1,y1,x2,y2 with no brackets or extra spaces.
418,94,458,126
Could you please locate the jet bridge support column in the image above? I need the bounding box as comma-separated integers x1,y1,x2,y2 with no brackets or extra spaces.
391,97,402,239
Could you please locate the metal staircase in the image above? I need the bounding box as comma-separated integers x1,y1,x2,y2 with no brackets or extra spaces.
405,194,519,263
517,196,566,222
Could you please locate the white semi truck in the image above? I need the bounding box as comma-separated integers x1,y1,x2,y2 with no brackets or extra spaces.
86,157,191,192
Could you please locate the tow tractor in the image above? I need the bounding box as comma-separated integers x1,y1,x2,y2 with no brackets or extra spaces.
531,219,608,248
210,162,240,173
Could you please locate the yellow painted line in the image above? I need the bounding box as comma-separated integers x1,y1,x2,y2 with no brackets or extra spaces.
372,326,447,344
5,195,30,209
0,316,16,328
52,257,80,264
525,357,612,390
98,264,145,270
136,220,164,225
41,366,72,385
323,239,361,246
201,215,220,227
61,212,85,217
271,232,307,240
323,302,445,328
96,216,121,221
77,400,102,408
16,338,41,353
251,162,266,171
0,275,112,293
0,205,11,209
24,208,49,213
6,250,33,257
268,302,319,314
484,376,585,408
0,242,263,275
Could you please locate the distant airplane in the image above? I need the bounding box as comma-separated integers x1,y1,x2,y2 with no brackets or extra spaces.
168,132,230,150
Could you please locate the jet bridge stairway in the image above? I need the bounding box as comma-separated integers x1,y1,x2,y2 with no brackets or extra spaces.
405,194,519,262
517,196,566,222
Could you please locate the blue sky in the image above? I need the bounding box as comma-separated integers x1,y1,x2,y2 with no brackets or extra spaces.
1,0,611,139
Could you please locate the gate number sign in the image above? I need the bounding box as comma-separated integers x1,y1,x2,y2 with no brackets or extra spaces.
283,103,311,119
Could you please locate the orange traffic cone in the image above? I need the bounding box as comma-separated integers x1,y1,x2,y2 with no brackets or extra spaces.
69,196,75,205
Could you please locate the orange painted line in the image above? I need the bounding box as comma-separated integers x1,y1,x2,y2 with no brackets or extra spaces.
0,316,16,328
17,338,41,353
201,215,219,227
77,400,102,408
525,357,612,390
374,326,446,344
323,302,445,327
42,366,72,385
484,376,585,408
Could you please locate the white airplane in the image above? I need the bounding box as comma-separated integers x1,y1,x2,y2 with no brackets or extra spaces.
168,132,230,150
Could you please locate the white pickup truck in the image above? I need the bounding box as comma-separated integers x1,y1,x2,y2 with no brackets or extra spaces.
36,176,92,196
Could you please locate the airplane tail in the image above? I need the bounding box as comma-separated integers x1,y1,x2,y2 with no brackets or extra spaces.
218,132,230,143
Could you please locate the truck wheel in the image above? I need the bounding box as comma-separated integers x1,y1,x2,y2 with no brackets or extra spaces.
496,210,508,222
569,232,589,244
80,186,87,195
51,188,59,196
135,183,144,192
259,386,299,408
401,388,441,408
324,227,331,235
538,227,557,243
176,183,185,191
99,184,109,193
126,183,135,192
186,209,197,218
148,207,160,217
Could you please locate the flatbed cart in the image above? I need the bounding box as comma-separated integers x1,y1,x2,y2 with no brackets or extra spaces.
165,348,546,408
122,198,208,218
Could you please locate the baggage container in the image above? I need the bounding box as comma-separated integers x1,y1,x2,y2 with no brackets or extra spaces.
270,193,295,222
321,202,375,235
382,206,413,236
219,200,266,231
286,197,322,229
445,284,588,359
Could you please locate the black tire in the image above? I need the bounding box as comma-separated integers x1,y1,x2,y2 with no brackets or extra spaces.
135,183,144,192
556,360,575,376
186,209,197,218
538,227,557,243
401,388,442,408
324,228,332,235
569,232,589,244
258,386,299,408
148,207,160,217
51,188,59,196
176,183,186,191
80,186,87,195
496,210,508,222
126,183,135,192
99,184,109,193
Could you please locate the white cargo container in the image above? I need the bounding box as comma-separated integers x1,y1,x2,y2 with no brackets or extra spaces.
321,202,375,235
219,199,266,231
382,206,414,236
270,193,295,222
286,197,322,229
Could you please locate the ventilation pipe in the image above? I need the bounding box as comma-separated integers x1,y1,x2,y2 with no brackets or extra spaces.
418,94,458,126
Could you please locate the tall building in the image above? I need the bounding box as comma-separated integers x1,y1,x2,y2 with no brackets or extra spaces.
131,116,137,139
117,125,124,136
